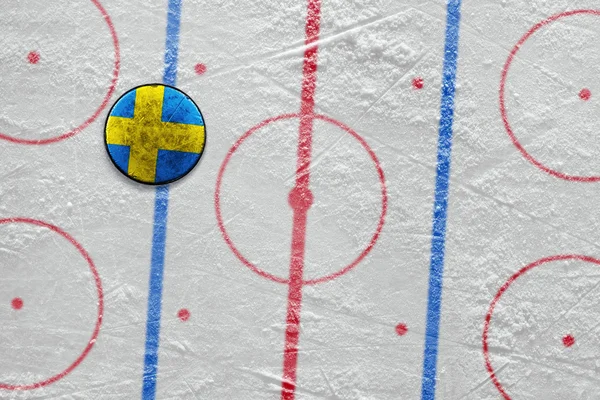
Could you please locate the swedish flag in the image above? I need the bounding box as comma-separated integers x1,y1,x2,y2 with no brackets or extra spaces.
105,84,206,185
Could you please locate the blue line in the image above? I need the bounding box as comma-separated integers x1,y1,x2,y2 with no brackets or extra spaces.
163,0,182,86
142,185,170,399
421,1,462,399
141,0,182,398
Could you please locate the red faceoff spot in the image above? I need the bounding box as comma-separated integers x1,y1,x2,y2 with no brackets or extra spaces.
194,63,207,75
579,88,591,101
412,77,424,90
177,308,190,322
395,323,408,336
562,334,575,348
27,51,40,65
11,297,23,310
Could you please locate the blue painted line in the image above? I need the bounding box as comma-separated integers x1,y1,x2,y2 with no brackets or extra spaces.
142,185,170,399
421,1,462,399
141,0,182,398
163,0,182,86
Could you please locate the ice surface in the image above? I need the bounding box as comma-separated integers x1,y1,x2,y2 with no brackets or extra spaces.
1,0,600,399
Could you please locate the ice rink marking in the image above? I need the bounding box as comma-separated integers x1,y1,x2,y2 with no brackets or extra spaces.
500,9,600,182
482,254,600,400
421,1,462,399
0,0,120,145
141,0,182,399
0,218,103,391
214,0,389,398
215,113,386,286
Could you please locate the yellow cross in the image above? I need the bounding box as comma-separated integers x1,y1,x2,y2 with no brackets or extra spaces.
106,85,205,183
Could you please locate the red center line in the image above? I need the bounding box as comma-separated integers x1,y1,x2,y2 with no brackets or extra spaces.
281,0,322,399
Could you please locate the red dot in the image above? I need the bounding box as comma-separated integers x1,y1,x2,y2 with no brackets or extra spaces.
395,323,408,336
177,308,190,322
27,51,40,65
562,334,575,348
579,88,591,101
194,63,207,75
11,297,23,310
412,77,424,90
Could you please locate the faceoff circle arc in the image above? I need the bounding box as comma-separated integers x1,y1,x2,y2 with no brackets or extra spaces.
0,218,103,391
500,9,600,182
0,0,120,145
215,113,388,285
483,254,600,400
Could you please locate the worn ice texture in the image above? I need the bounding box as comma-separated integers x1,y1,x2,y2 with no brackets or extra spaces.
0,0,598,399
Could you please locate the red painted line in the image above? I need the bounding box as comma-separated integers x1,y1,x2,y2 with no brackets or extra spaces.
214,113,387,286
281,1,321,398
213,3,386,397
